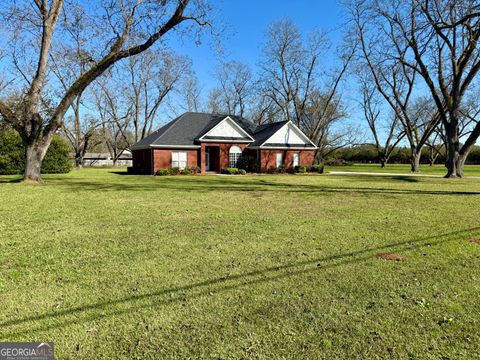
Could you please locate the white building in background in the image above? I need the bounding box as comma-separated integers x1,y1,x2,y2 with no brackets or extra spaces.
80,150,132,167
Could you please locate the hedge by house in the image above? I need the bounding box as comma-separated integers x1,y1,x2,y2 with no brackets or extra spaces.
0,130,72,175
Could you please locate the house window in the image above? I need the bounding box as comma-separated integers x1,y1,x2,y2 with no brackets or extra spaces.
293,153,299,167
172,152,187,169
229,146,242,168
276,153,283,168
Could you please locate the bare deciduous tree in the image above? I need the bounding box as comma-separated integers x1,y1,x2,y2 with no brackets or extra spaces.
259,19,325,124
180,76,203,112
248,90,281,125
425,126,445,166
207,61,252,117
351,2,441,172
301,52,356,161
127,49,194,142
94,78,133,166
0,0,208,182
49,5,101,168
358,77,405,167
352,0,480,177
258,19,355,160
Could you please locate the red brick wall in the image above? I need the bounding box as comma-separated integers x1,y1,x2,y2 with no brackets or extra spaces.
259,149,315,171
200,142,249,172
152,149,199,173
132,149,152,174
134,146,315,174
300,150,315,167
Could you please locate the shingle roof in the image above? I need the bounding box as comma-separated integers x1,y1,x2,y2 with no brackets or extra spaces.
130,113,316,149
129,115,185,149
226,115,256,134
131,112,256,149
249,121,289,147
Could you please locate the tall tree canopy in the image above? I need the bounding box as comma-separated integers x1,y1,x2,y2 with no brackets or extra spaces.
0,0,209,182
349,0,480,177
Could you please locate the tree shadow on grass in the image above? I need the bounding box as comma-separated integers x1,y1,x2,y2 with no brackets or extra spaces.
338,174,421,183
44,176,480,196
0,177,23,184
1,226,478,338
390,175,420,183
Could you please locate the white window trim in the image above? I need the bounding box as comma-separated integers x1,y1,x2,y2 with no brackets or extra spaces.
276,153,283,168
172,151,187,169
229,146,242,168
293,152,299,167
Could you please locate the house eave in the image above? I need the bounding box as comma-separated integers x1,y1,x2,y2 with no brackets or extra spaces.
131,144,201,150
198,139,253,143
249,146,318,150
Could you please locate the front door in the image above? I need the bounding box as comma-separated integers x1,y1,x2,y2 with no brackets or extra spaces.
205,146,220,172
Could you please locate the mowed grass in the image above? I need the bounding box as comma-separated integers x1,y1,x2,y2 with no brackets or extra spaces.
0,168,480,359
326,163,480,176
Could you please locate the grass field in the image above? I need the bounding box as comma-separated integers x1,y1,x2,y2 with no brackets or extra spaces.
325,163,480,176
0,168,479,359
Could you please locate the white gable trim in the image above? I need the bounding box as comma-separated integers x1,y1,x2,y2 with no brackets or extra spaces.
250,146,316,150
198,116,254,142
259,121,317,148
200,139,253,143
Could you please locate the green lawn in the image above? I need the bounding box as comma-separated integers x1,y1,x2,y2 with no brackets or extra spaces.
1,168,479,359
326,163,480,176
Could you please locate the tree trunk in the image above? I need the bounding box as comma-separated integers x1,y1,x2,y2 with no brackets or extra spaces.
24,142,50,182
444,123,460,178
455,154,467,178
454,122,480,177
74,151,84,168
428,148,437,166
380,156,387,168
112,150,118,167
410,150,421,173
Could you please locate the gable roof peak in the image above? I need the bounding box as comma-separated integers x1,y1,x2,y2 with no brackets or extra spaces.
197,115,254,142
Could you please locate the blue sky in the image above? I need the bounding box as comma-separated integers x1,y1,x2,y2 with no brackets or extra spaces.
167,0,345,94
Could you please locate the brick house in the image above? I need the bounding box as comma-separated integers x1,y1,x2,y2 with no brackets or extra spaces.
130,112,317,174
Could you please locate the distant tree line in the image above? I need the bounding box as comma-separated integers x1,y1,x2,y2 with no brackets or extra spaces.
329,144,480,166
